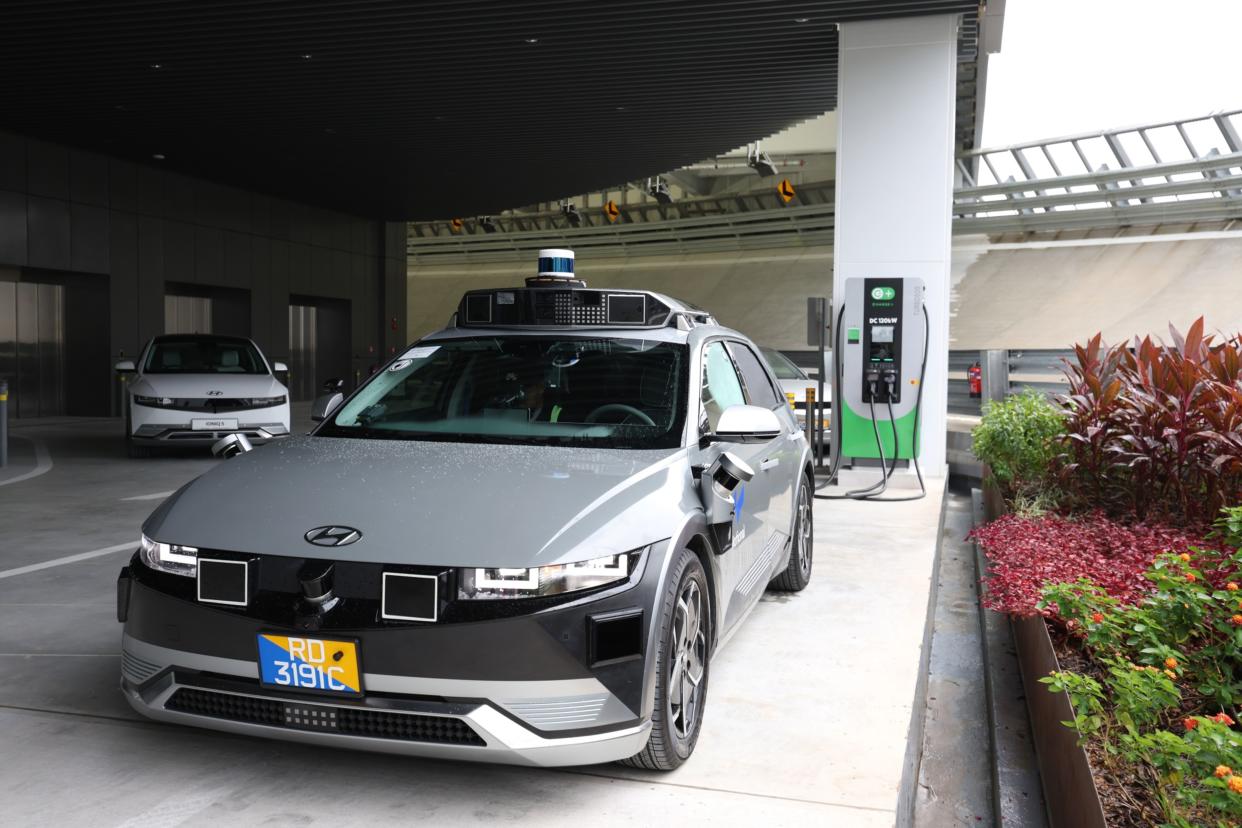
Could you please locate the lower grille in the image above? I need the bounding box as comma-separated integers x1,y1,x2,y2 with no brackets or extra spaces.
164,688,485,746
167,688,284,725
337,707,484,745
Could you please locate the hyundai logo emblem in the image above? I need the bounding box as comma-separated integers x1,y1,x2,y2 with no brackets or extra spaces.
304,526,362,547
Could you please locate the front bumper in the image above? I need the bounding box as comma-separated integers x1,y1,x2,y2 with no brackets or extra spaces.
129,402,290,445
117,544,667,766
120,651,651,767
130,424,290,445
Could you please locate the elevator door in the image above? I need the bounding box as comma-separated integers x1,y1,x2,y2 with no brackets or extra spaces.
0,281,65,418
165,295,213,334
288,304,317,401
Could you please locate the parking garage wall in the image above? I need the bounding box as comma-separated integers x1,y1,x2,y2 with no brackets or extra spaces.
0,128,407,416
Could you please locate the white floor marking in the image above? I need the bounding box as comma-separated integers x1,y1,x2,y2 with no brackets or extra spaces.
0,542,134,581
121,490,175,501
0,435,53,488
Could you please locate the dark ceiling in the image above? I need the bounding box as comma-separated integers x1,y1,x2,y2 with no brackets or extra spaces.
1,0,978,220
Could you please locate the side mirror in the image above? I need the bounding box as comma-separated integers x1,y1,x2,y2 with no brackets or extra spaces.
115,359,136,373
311,392,344,422
272,361,288,373
322,378,345,393
704,404,782,444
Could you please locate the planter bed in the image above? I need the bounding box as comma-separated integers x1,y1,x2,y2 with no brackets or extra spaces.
977,479,1241,827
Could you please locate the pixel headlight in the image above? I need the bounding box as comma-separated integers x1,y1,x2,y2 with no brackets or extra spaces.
458,548,645,600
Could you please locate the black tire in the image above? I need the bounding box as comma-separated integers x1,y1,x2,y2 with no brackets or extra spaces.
125,435,149,458
769,476,813,592
621,547,711,771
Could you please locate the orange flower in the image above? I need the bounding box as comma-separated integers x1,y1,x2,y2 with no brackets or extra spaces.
1179,552,1191,562
1231,615,1242,626
1230,776,1242,795
1186,573,1197,583
1165,657,1179,670
1227,582,1239,591
1216,765,1233,778
1212,712,1235,726
1184,717,1199,731
1091,612,1104,624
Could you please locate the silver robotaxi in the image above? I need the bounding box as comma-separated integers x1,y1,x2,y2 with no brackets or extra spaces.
116,250,814,770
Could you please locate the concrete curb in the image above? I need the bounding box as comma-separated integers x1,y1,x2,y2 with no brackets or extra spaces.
972,489,1047,827
895,476,950,827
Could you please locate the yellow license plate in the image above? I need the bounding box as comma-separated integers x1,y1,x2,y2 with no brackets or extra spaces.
257,634,362,695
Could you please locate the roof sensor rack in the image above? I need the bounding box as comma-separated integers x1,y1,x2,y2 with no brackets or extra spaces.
455,248,696,330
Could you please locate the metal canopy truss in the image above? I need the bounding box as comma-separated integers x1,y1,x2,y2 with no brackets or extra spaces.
955,110,1242,233
411,110,1242,260
409,197,836,264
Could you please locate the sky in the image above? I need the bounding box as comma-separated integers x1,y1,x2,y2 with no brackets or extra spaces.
980,0,1242,147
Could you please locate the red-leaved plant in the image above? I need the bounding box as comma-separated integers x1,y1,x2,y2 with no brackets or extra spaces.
1059,318,1242,524
970,512,1220,616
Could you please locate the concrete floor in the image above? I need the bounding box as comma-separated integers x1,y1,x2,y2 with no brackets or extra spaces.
0,417,947,827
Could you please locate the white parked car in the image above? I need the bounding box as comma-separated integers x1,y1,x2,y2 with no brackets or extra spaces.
116,335,291,457
759,347,831,441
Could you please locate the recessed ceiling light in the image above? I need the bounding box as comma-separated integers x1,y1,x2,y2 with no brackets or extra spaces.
794,17,810,23
300,53,313,60
149,63,163,69
524,38,539,44
152,153,166,160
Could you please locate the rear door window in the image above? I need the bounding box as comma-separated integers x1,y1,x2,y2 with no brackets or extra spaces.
727,342,782,409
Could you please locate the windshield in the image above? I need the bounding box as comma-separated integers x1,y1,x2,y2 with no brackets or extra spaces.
760,347,807,380
320,336,688,449
144,338,268,374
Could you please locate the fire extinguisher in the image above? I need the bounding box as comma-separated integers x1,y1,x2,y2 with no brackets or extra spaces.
968,361,983,398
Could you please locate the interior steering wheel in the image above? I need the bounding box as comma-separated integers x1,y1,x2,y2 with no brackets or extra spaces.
584,403,656,426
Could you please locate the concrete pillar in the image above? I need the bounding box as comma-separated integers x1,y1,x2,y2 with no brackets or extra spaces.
833,14,958,473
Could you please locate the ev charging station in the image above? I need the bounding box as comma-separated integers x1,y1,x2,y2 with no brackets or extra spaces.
836,277,927,465
816,276,929,500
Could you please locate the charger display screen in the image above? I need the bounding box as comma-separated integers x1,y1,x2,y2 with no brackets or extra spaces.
862,280,902,404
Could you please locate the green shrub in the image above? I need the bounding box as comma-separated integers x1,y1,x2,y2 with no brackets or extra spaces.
972,388,1065,499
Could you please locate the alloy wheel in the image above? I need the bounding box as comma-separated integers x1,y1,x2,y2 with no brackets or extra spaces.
798,484,813,578
668,578,706,740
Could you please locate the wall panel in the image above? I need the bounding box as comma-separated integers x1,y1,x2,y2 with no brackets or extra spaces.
0,127,406,416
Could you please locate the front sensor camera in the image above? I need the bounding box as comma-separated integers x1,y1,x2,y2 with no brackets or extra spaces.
712,451,754,493
212,433,253,459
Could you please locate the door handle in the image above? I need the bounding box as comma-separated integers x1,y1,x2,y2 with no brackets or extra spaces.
760,457,779,471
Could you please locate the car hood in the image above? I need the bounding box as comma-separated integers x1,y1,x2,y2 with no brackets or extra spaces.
143,436,694,568
131,373,286,398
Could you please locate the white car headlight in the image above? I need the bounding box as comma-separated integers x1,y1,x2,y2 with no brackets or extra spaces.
139,533,198,577
457,548,644,600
